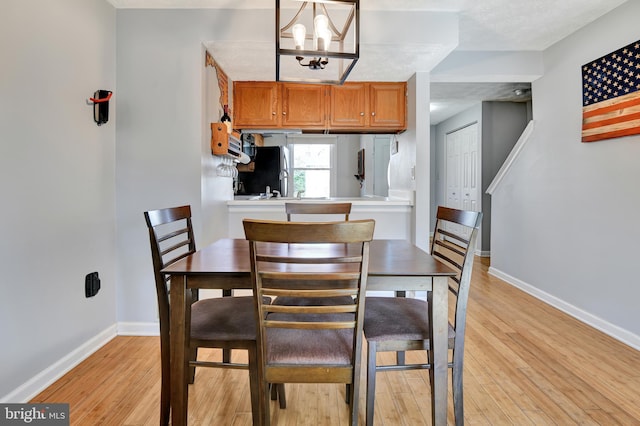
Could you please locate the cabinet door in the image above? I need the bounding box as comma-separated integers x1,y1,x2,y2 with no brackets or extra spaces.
329,82,367,129
368,82,406,129
233,82,280,128
281,83,327,129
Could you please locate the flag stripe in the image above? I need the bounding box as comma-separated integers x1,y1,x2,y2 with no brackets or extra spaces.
582,124,640,142
581,116,640,135
582,110,640,130
582,95,640,118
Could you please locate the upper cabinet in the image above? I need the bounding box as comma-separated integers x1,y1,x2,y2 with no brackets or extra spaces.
368,82,407,129
233,81,406,133
281,83,327,129
233,82,280,128
329,83,368,129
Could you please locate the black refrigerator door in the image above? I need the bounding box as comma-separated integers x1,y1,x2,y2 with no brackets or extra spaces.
237,146,281,195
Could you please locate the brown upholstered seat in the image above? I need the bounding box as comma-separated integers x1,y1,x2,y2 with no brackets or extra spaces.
244,218,375,426
362,297,455,343
363,206,482,426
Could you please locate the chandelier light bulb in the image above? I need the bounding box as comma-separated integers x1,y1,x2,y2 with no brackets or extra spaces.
314,14,329,34
292,24,306,50
318,28,332,51
313,14,329,51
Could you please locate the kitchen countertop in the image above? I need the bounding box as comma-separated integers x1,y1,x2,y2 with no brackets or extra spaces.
227,192,414,240
228,195,413,206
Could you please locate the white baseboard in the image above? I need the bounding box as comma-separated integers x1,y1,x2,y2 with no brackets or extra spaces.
117,322,159,336
1,325,117,403
488,266,640,351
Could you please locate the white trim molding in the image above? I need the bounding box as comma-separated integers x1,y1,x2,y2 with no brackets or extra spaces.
489,266,640,351
117,322,160,336
1,325,117,403
486,120,535,195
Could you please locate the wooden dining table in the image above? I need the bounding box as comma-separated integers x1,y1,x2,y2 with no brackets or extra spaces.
162,238,456,425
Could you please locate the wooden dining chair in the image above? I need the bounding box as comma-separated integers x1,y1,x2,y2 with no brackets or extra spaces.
278,202,356,406
144,205,262,426
282,202,354,307
285,202,352,221
363,206,482,426
243,218,375,426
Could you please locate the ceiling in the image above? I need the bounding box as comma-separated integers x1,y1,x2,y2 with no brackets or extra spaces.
108,0,627,124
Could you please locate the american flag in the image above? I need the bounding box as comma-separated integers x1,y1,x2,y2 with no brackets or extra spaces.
581,39,640,142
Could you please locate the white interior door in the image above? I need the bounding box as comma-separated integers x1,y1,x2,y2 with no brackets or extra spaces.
445,123,480,238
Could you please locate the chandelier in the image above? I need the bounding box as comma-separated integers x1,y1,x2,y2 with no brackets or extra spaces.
276,0,359,85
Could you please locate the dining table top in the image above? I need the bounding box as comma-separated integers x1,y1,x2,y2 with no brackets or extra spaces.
162,238,456,279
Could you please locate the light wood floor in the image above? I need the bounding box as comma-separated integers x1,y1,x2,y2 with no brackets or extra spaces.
31,257,640,425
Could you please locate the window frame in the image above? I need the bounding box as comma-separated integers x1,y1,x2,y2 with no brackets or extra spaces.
286,136,337,197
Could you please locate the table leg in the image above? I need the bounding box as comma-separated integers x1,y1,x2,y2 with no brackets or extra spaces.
429,276,449,425
170,274,190,426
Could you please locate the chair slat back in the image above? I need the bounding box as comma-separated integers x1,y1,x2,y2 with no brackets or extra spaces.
429,206,482,334
244,219,374,376
285,202,352,221
144,205,197,319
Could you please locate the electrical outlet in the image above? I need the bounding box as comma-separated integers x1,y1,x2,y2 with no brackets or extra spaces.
85,272,100,298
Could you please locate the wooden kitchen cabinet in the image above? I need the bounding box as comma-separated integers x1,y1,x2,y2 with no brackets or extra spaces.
233,81,280,128
281,83,327,129
329,82,367,128
232,80,406,132
368,82,406,129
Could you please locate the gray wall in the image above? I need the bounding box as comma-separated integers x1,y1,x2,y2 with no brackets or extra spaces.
0,0,117,400
481,101,529,253
490,1,640,343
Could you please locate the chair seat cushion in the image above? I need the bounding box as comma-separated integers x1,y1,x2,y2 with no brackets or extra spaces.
363,297,454,343
190,296,257,341
265,313,354,365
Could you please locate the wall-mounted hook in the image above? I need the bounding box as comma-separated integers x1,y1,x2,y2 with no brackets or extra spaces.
89,90,112,126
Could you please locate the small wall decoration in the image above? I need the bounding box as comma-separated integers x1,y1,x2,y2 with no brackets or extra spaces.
89,90,112,126
581,39,640,142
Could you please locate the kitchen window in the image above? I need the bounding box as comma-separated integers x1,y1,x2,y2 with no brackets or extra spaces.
290,142,334,198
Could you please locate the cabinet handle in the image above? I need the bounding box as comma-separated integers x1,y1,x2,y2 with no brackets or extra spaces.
282,111,287,115
371,112,376,116
360,112,365,116
272,111,276,115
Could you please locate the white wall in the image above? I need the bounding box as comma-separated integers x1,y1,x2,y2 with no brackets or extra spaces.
0,0,117,400
490,1,640,346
